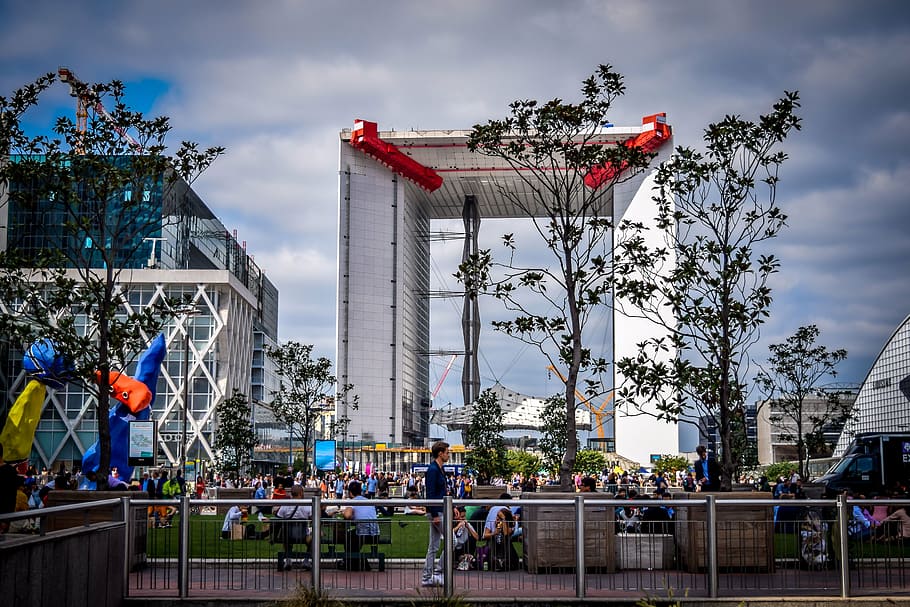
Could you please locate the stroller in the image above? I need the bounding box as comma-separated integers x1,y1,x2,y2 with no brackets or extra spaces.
798,507,830,569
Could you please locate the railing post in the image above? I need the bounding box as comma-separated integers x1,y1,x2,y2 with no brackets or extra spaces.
575,494,585,599
705,494,718,598
312,494,322,592
443,495,453,597
121,496,132,598
178,496,190,598
837,494,851,598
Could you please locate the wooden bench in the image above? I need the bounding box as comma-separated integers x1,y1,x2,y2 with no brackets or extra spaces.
278,519,392,571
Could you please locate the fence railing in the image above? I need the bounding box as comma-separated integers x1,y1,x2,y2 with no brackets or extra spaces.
4,494,910,601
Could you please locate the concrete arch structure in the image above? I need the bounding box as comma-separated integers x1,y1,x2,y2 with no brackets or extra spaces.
336,119,680,466
835,313,910,456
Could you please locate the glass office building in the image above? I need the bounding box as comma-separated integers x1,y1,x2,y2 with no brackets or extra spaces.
0,156,279,471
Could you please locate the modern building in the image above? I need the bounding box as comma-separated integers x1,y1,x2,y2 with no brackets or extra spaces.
834,313,910,455
0,156,279,473
755,392,856,465
336,117,679,466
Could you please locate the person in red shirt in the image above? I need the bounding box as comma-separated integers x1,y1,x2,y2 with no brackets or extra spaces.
195,477,206,499
272,484,288,500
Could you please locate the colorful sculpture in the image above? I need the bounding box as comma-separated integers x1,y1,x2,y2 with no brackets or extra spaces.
82,334,166,483
22,338,73,390
0,380,47,462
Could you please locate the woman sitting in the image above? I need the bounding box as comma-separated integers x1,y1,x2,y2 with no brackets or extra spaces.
482,507,519,571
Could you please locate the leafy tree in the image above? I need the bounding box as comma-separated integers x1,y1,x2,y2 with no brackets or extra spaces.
265,341,356,476
755,324,849,479
213,390,257,475
652,454,690,476
614,92,802,491
538,396,578,476
573,448,606,475
459,65,655,491
764,460,798,482
463,388,507,484
0,73,222,486
505,449,541,478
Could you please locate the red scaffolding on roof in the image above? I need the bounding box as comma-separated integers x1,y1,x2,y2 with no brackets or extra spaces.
350,119,443,192
584,113,672,190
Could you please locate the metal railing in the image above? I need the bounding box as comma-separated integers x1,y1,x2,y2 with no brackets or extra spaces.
4,494,910,601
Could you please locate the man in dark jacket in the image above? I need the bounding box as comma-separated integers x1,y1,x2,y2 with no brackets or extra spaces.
422,440,449,587
694,445,722,492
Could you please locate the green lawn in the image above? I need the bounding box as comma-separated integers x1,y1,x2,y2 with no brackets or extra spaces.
146,513,432,559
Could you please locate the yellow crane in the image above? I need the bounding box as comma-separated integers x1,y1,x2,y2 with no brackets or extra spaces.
58,67,143,153
547,365,614,440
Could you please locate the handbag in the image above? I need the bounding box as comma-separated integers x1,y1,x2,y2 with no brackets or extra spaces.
271,506,310,545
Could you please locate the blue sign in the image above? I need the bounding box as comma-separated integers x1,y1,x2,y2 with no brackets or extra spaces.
315,440,337,471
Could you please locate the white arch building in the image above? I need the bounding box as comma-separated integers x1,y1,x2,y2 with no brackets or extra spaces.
336,118,679,466
835,313,910,456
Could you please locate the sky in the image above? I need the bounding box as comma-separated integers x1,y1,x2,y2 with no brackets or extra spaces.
2,0,909,418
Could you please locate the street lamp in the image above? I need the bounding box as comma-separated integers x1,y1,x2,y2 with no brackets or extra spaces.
178,304,202,475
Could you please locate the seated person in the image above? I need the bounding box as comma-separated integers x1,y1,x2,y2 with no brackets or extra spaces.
880,504,910,541
847,494,873,540
274,485,312,569
340,480,379,571
403,491,427,515
639,495,674,534
453,505,480,569
482,506,520,571
221,505,247,539
375,490,394,517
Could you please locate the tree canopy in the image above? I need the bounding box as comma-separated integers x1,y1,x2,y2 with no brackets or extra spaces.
755,324,849,479
614,92,802,490
264,341,356,475
460,65,655,490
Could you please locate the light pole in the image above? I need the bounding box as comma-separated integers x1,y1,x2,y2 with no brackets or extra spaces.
350,433,359,473
179,305,201,475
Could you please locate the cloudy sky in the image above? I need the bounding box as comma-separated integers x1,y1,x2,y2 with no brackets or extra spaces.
2,0,909,412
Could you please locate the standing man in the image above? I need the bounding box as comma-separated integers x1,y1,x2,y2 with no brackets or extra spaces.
422,440,449,587
693,445,722,492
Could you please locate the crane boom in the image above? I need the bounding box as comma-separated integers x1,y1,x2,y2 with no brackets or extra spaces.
58,67,143,153
432,354,458,399
547,365,614,440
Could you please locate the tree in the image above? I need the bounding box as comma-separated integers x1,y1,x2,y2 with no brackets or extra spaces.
213,390,257,476
614,92,802,491
652,454,690,476
764,461,798,483
755,324,849,480
505,449,541,479
264,341,356,476
463,388,507,484
460,65,655,491
0,73,222,486
538,396,578,476
573,448,606,475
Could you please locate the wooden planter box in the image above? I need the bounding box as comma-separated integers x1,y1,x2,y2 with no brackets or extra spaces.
674,491,774,572
616,533,675,570
213,487,254,514
44,490,148,570
473,485,510,499
520,491,615,573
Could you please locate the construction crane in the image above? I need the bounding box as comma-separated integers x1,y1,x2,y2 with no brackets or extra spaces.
58,67,143,153
431,354,458,400
547,365,614,440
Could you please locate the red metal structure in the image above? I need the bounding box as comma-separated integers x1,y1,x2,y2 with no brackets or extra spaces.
350,119,443,192
584,113,672,189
